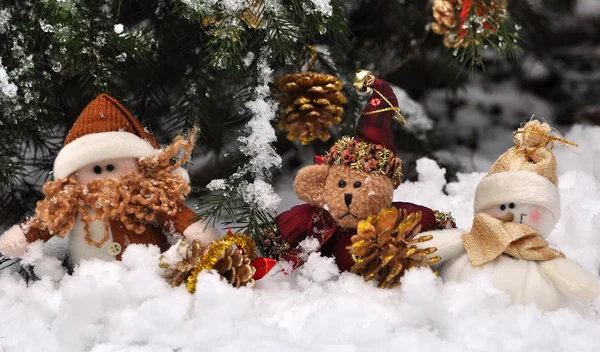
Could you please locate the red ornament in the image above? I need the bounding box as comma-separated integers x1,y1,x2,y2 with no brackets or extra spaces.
314,155,325,165
370,98,381,107
252,257,277,279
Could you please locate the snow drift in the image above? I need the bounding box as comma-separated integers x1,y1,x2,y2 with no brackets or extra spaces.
1,125,600,352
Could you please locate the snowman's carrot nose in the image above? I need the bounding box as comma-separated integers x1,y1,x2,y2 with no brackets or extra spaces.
498,212,514,222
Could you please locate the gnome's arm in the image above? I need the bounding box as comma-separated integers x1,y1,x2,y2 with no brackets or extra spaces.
538,257,600,301
159,202,220,244
0,223,52,258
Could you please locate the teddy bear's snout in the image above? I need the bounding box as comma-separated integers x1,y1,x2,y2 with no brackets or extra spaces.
344,193,353,206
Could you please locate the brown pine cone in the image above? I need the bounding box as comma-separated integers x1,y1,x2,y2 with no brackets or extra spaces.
213,247,257,288
431,0,466,48
161,240,256,291
348,207,440,289
273,72,346,145
431,0,461,35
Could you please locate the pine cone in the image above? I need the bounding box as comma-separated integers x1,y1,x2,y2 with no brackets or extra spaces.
431,0,509,49
162,241,204,288
348,207,440,289
273,72,346,145
162,239,256,291
213,247,257,288
431,0,465,48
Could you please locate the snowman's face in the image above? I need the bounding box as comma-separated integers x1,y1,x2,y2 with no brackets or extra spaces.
482,202,557,238
75,157,138,185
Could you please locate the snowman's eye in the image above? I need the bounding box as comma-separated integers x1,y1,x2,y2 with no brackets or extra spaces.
500,204,506,211
509,203,515,209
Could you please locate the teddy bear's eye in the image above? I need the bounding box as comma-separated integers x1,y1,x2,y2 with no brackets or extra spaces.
338,180,346,188
354,181,362,188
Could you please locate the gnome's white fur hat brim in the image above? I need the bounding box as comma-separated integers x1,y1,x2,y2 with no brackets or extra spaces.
474,170,560,220
53,131,189,183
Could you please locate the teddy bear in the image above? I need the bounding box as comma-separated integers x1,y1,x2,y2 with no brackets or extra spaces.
273,70,456,273
0,94,219,266
418,120,600,310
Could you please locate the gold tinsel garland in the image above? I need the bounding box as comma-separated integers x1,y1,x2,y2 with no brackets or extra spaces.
160,232,256,293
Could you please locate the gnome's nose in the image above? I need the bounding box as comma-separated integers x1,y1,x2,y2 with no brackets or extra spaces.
499,212,514,222
344,194,353,207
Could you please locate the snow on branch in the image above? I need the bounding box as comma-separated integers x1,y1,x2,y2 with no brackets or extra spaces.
208,47,281,213
0,57,17,99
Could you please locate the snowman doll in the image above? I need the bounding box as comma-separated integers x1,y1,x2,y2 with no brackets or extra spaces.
420,120,600,311
0,94,219,265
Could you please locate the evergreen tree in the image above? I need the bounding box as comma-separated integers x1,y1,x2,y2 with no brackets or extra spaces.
3,0,597,257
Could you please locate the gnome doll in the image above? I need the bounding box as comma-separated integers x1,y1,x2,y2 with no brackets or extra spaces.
420,120,600,311
0,94,219,265
272,70,453,273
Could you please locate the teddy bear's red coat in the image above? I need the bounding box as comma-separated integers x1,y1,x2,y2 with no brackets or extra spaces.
276,202,438,272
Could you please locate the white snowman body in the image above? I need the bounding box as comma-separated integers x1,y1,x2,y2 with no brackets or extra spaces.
439,204,568,310
420,171,600,310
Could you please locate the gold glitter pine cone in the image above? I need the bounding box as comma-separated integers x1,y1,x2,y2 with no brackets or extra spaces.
273,71,346,145
348,207,440,289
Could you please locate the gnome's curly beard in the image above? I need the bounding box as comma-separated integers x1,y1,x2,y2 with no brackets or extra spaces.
27,129,196,248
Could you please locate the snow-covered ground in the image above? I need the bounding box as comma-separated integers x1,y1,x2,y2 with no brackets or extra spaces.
1,124,600,352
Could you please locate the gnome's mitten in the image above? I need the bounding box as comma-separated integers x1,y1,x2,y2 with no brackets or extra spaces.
0,225,28,258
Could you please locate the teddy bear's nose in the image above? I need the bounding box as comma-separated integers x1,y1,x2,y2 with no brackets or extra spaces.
344,193,353,206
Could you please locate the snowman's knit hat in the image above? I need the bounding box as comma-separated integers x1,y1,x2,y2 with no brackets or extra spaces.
474,120,576,220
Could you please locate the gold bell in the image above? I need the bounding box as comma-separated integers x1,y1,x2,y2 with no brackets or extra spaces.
353,69,375,94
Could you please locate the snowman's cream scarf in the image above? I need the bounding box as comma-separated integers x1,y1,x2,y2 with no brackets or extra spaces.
462,213,565,266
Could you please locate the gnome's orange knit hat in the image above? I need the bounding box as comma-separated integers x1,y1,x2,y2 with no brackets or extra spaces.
53,94,189,181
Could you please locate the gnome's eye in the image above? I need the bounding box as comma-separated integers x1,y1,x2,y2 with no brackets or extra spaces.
500,204,506,211
509,203,515,209
93,166,102,174
106,164,115,172
354,181,362,188
338,180,346,188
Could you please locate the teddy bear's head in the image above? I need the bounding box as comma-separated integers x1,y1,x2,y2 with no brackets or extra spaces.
294,164,396,229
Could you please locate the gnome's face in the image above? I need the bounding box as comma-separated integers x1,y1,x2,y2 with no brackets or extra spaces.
482,203,557,238
294,164,394,229
75,157,138,185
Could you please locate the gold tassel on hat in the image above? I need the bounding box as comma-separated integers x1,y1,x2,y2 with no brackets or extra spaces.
487,120,578,185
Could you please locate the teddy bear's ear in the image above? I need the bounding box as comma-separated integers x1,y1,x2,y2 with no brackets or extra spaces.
294,164,330,207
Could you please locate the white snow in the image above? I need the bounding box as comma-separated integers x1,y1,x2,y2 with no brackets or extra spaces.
1,124,600,351
391,84,433,139
235,48,282,212
113,23,124,34
0,57,18,99
574,0,600,16
306,0,333,17
0,8,11,34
